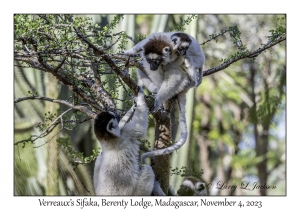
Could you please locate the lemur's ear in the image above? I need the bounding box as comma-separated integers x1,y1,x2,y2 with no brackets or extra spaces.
108,111,120,122
172,38,178,45
106,118,120,138
94,112,120,140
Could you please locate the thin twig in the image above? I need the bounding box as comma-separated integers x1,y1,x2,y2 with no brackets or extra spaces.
203,35,286,77
14,108,72,147
14,96,96,119
200,29,230,45
34,108,74,148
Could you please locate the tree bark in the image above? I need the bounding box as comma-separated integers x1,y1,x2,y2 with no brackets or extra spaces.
151,111,171,194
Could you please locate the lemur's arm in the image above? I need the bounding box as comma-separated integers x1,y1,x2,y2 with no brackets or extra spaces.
121,86,149,139
124,38,149,54
93,154,102,193
152,57,190,112
138,69,160,94
118,106,135,130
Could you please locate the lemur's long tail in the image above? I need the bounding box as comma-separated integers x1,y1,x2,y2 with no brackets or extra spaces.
141,95,187,164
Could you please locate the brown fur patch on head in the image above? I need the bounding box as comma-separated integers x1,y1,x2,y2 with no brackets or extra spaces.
143,35,171,56
94,112,116,141
172,32,192,43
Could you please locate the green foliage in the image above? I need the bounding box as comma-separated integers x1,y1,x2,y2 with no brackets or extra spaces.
268,16,286,41
231,149,261,170
268,27,286,41
35,110,89,136
203,25,250,64
117,32,129,52
172,15,198,32
14,14,134,111
99,15,124,35
170,166,203,178
36,111,57,132
248,89,283,126
229,26,248,52
205,29,229,44
57,137,100,167
135,34,147,43
27,90,38,96
192,15,285,195
139,139,151,151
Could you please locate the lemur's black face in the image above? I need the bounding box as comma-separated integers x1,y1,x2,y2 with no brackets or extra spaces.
177,45,189,56
177,184,195,196
171,33,192,56
145,54,163,70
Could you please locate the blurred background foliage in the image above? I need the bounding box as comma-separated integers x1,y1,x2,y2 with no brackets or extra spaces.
14,14,286,196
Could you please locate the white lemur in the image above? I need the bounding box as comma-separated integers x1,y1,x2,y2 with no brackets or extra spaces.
171,32,205,87
125,33,195,164
125,32,205,87
177,177,208,196
93,86,165,195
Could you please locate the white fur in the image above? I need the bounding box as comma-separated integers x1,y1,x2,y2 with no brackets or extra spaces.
181,42,190,48
125,32,205,87
125,32,204,164
182,180,195,190
179,179,207,196
148,53,159,60
129,33,190,110
151,56,190,111
126,33,190,164
93,89,156,195
171,33,205,87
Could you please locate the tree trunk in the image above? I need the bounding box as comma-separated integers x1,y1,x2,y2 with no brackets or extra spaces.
250,63,269,196
45,73,60,195
152,112,171,194
256,126,269,196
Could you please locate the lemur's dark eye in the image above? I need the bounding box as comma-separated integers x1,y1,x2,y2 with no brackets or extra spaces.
172,38,178,44
164,47,169,52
